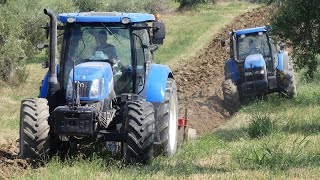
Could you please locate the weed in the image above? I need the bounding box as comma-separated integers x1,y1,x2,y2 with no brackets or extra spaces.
234,135,310,170
248,115,275,139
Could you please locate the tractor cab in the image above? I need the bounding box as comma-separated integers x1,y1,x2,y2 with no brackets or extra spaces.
235,29,278,75
56,12,165,103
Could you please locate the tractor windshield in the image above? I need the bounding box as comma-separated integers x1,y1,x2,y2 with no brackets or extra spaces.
237,32,272,62
62,23,132,92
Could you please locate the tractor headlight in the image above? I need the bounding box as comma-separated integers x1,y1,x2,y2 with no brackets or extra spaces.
121,17,131,24
255,69,265,75
245,72,253,76
90,79,99,98
66,78,73,98
245,70,265,76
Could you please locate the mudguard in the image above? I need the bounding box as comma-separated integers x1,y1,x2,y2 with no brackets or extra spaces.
39,65,60,98
277,51,290,72
146,64,172,103
224,59,239,81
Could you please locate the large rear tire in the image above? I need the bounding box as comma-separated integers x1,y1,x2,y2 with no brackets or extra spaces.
284,60,297,98
155,78,178,157
123,100,155,163
19,98,50,160
284,74,297,98
222,79,240,114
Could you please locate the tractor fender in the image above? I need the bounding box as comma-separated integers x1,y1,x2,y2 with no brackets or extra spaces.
39,65,60,98
224,59,239,81
146,64,173,103
277,51,290,72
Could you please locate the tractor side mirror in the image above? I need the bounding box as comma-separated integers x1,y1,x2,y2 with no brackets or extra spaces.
37,43,49,50
279,43,285,51
148,44,158,52
42,60,49,69
221,38,226,47
41,23,50,39
152,21,165,45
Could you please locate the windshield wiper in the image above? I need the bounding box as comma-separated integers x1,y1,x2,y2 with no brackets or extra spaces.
100,23,124,47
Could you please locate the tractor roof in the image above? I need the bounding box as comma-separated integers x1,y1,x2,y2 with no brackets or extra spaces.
235,26,267,36
58,12,155,23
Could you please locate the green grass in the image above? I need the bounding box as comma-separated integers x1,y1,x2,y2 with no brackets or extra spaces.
155,1,259,65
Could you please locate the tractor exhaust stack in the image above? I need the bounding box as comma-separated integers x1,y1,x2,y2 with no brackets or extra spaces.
44,9,60,107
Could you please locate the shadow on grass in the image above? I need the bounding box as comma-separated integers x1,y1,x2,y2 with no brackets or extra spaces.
282,120,320,135
213,127,249,142
137,161,229,177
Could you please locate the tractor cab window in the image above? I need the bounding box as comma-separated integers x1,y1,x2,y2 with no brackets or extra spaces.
237,32,273,71
133,27,148,93
237,32,272,60
62,23,133,94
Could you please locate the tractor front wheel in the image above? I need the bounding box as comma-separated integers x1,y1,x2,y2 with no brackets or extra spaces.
123,100,155,163
19,98,50,160
155,78,178,157
222,79,240,114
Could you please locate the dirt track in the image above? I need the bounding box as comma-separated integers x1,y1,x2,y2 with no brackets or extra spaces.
0,5,273,179
174,6,273,135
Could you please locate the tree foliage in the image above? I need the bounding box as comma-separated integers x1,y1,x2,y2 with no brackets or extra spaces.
271,0,320,78
175,0,208,8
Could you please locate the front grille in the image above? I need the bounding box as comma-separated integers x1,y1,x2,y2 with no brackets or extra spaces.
77,81,91,97
245,73,265,82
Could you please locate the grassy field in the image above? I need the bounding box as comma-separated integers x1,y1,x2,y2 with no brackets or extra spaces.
7,1,320,179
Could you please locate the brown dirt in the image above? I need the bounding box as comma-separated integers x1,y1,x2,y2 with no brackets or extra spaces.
174,6,273,135
0,142,28,179
0,5,274,179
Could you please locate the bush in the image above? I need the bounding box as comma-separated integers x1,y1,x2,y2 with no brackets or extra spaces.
0,0,78,85
144,0,170,14
175,0,208,8
248,115,274,139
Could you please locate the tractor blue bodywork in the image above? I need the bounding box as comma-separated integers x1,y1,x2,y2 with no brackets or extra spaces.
58,12,155,23
146,64,172,103
65,62,114,102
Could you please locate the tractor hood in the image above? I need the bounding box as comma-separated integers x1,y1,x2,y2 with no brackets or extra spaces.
244,54,266,70
66,62,114,102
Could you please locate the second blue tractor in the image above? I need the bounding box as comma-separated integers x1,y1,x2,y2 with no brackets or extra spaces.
222,26,296,112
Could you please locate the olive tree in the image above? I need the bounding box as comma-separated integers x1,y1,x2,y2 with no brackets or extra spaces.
271,0,320,78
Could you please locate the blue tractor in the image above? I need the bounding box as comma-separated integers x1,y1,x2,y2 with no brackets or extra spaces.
222,26,296,112
19,9,178,163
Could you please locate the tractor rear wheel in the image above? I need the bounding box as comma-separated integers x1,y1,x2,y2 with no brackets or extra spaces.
284,74,297,98
155,78,178,157
19,98,50,160
222,79,240,114
281,60,297,98
123,100,155,163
